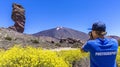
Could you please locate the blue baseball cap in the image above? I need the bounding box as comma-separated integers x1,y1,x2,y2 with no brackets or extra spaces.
89,22,106,31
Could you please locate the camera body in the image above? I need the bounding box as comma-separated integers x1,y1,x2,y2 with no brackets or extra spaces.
88,31,94,40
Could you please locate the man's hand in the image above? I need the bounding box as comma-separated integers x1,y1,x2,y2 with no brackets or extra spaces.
80,48,85,53
80,46,85,53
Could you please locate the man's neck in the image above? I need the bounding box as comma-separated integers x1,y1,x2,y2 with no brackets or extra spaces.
94,36,104,39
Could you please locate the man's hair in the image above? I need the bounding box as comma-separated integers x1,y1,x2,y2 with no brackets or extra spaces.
95,31,107,36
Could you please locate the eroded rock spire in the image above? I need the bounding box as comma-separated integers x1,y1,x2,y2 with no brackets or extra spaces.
9,3,25,33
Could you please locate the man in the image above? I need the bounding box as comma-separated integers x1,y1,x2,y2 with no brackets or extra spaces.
81,22,118,67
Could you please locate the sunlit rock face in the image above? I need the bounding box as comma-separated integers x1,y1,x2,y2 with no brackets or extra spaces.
9,3,25,33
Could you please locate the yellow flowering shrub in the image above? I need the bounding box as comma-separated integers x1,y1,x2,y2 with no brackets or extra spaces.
0,45,119,67
57,49,88,67
0,46,68,67
117,47,120,67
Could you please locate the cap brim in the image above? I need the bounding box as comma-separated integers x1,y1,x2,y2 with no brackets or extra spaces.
87,28,92,30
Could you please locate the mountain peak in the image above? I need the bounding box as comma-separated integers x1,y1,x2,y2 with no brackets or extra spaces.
33,27,89,41
56,26,63,30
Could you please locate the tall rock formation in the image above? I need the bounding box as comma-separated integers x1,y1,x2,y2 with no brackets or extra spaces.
9,3,25,33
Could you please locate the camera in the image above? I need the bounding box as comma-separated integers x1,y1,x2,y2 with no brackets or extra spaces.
88,31,93,40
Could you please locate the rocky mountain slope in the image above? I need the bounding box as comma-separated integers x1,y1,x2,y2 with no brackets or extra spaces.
0,28,120,49
0,27,86,49
107,35,120,40
33,27,89,42
0,27,119,49
0,28,59,49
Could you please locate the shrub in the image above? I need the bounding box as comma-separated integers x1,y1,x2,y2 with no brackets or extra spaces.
57,49,88,67
55,43,61,47
0,46,68,67
0,45,119,67
31,39,39,44
5,36,12,41
117,47,120,67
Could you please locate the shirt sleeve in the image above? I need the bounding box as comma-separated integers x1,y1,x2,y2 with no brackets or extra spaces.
81,42,90,52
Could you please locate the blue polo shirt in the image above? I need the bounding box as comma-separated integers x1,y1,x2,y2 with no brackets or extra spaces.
82,38,118,67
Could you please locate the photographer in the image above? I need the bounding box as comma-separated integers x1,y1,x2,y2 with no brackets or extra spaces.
81,22,118,67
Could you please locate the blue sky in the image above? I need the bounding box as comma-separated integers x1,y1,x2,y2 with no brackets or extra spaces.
0,0,120,36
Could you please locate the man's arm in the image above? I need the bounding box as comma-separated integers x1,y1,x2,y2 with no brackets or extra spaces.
80,42,89,52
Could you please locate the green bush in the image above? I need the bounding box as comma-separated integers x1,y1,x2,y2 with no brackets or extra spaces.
31,39,39,44
55,43,61,47
5,36,12,41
